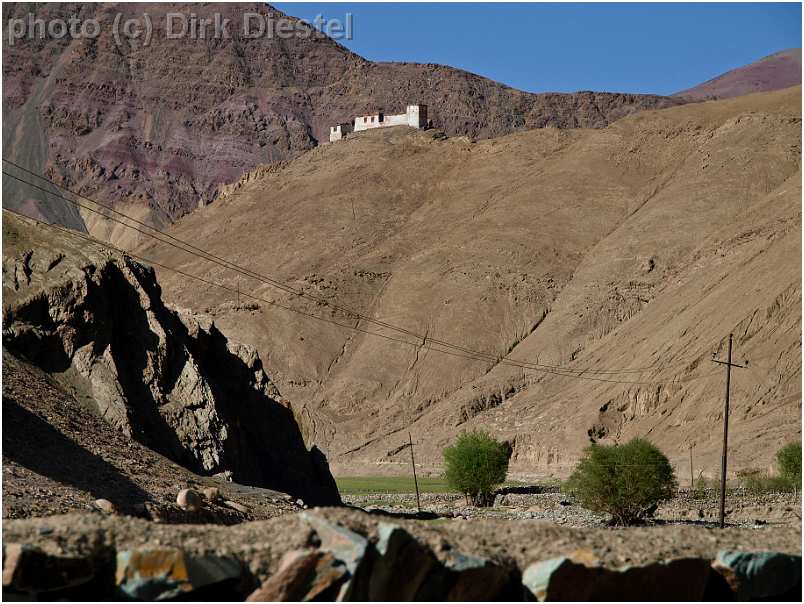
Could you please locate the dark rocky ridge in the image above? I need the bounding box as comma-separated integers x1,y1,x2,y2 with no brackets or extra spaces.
2,211,340,506
2,2,682,243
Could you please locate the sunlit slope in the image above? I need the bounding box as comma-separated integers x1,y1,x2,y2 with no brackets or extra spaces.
137,86,801,476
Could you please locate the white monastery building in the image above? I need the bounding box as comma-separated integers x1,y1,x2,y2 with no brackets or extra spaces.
329,104,428,142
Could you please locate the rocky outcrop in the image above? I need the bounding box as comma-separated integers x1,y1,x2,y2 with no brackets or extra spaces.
3,349,307,521
2,212,340,506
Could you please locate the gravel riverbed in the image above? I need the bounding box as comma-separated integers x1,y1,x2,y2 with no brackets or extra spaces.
343,488,801,529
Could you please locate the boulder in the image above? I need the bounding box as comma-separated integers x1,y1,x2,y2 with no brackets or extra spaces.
202,487,221,502
177,488,203,512
368,523,438,600
246,549,347,601
522,555,718,601
93,498,117,514
214,470,234,482
115,547,241,600
712,550,802,601
2,543,95,596
301,512,373,600
224,500,250,514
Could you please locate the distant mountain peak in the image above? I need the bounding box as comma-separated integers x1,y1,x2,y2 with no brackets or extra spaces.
673,48,802,100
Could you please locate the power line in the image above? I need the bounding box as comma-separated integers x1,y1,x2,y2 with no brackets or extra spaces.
3,159,706,378
3,163,772,386
0,167,741,384
2,205,727,387
0,207,484,361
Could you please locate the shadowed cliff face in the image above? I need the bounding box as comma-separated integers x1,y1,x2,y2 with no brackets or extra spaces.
1,2,682,246
2,211,340,506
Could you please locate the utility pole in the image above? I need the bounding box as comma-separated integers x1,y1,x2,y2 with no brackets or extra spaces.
689,444,694,489
408,432,421,513
711,333,748,528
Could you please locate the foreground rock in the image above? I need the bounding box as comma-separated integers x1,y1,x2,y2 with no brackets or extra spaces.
246,550,347,601
2,212,340,507
713,550,803,601
2,509,801,601
523,555,725,600
115,547,243,600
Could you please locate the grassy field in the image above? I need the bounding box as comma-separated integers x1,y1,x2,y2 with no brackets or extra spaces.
335,476,533,495
335,475,453,495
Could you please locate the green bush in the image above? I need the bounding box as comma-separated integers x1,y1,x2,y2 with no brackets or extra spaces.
564,438,677,525
738,469,794,495
443,430,509,506
777,442,802,485
737,443,802,494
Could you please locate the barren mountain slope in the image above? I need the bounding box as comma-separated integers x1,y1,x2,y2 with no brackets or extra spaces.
675,48,802,100
2,2,680,245
137,87,801,478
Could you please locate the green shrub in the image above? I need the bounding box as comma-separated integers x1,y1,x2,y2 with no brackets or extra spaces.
777,442,802,485
738,468,794,495
564,438,677,525
443,430,509,506
737,443,801,495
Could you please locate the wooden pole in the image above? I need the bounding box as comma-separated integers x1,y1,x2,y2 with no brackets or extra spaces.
689,444,694,489
711,334,745,528
408,432,421,513
712,334,748,528
718,334,733,528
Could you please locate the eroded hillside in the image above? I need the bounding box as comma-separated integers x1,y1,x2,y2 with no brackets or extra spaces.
135,87,802,478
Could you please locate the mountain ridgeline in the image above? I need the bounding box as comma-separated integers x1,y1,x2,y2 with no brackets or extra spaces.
2,2,682,245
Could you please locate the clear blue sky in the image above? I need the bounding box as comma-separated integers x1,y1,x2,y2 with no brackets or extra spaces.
273,2,801,94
